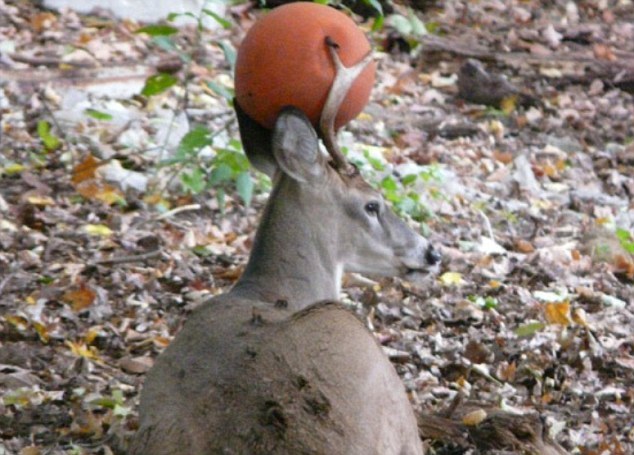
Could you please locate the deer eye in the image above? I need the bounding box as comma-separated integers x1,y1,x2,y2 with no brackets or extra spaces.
364,201,380,216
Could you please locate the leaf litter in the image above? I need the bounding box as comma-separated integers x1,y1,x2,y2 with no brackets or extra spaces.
1,0,633,453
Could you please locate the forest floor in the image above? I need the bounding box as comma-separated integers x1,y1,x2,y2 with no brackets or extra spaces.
1,0,633,453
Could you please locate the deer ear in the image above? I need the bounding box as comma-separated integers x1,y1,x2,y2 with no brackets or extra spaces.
272,106,326,184
234,100,277,178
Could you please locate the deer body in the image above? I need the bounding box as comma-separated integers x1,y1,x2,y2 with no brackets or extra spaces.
132,40,440,454
132,296,422,454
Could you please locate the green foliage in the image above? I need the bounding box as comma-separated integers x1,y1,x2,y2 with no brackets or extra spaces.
84,108,113,121
616,228,634,254
202,8,232,29
137,3,253,212
141,73,178,97
387,10,427,37
90,389,132,417
468,295,499,310
383,9,436,52
312,0,384,26
372,164,442,222
161,128,256,208
37,120,61,151
207,80,234,103
136,24,179,36
515,322,546,337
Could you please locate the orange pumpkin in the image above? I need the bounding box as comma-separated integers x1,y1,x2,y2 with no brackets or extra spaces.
235,2,375,130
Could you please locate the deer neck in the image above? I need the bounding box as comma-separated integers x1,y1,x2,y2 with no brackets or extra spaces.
231,177,342,311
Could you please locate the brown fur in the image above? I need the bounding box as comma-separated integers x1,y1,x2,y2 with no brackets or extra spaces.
130,297,422,454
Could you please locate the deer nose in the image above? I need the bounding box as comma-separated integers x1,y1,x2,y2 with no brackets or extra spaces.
425,246,442,266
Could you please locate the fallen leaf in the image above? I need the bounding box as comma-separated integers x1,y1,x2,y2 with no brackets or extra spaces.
83,224,113,237
76,181,125,205
119,356,154,374
26,195,55,206
65,340,101,361
62,285,96,312
515,322,545,337
544,301,571,326
515,239,535,253
72,155,102,185
439,272,463,286
462,409,487,426
31,12,56,32
593,43,616,61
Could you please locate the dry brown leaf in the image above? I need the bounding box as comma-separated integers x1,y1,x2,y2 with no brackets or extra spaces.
62,284,96,312
515,239,535,253
493,150,514,164
66,340,101,361
5,315,29,331
544,301,571,326
32,321,50,343
76,180,125,205
31,12,56,32
497,361,517,382
19,447,42,455
72,155,102,185
614,254,634,279
120,356,154,374
593,44,617,61
462,409,487,426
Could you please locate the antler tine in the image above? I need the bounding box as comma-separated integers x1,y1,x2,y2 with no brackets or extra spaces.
320,36,374,175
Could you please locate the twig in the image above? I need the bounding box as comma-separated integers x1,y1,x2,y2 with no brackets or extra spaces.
9,53,96,68
94,249,162,265
154,203,201,220
0,273,14,295
477,209,495,241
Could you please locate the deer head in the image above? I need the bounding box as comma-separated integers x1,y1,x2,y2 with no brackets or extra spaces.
232,37,441,310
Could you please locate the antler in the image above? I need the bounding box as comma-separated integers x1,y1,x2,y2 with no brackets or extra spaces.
320,36,374,175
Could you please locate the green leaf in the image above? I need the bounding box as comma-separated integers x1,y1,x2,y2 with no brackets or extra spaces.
152,35,178,53
141,73,178,97
616,228,631,242
84,109,113,121
210,163,233,185
178,126,214,158
363,150,385,171
380,176,398,192
372,14,385,32
515,322,545,338
193,245,213,257
216,188,226,214
362,0,383,16
136,24,178,36
402,174,417,186
207,80,234,102
217,40,237,74
236,171,254,206
387,14,412,36
216,149,250,173
113,404,132,417
37,120,61,151
202,9,232,29
181,167,206,194
623,241,634,254
407,10,427,36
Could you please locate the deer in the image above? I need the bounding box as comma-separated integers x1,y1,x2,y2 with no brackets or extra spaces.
130,38,441,455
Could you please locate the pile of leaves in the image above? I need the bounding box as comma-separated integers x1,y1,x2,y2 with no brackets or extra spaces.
0,0,633,453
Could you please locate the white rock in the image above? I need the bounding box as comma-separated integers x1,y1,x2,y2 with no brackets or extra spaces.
43,0,226,27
